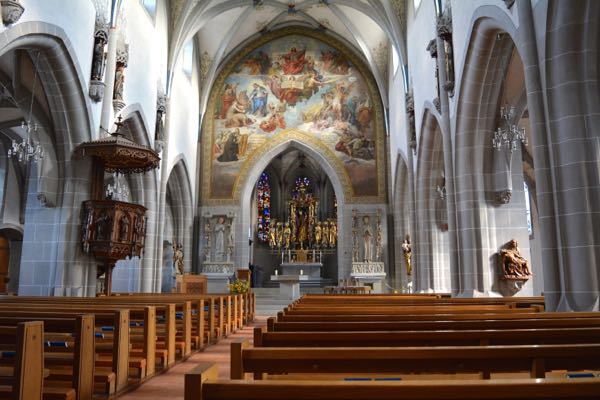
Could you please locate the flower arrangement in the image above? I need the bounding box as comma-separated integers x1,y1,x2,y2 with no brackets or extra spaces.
228,278,250,294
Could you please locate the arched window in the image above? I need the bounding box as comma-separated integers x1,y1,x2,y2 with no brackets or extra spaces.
257,172,271,243
140,0,156,17
182,40,194,77
293,177,311,196
524,181,533,236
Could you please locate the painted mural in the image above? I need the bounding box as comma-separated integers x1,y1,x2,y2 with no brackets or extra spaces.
205,31,384,202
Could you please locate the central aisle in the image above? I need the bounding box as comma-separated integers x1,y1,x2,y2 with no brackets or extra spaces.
119,316,268,400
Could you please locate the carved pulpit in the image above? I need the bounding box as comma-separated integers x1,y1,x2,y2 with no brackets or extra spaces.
75,118,160,295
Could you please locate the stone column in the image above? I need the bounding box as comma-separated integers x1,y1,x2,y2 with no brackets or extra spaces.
100,27,118,132
434,9,459,295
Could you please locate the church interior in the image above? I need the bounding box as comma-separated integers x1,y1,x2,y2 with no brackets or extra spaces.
0,0,599,399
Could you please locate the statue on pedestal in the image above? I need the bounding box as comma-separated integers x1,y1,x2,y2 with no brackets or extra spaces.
329,220,337,248
402,234,412,275
173,243,184,275
268,220,277,248
322,220,330,248
214,216,226,261
314,221,322,247
362,216,373,262
283,222,291,249
499,239,531,278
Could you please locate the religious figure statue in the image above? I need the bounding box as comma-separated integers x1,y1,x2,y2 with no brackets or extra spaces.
173,243,184,275
214,217,226,260
276,222,283,248
314,221,322,247
118,214,129,242
113,63,125,101
95,210,111,241
268,220,277,248
290,210,297,244
362,216,373,262
402,234,412,275
297,211,308,249
321,220,330,248
329,220,337,248
499,239,531,278
91,38,105,80
283,222,291,249
375,224,382,261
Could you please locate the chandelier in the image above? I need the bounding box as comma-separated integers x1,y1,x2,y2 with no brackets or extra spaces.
7,120,44,163
7,51,44,163
492,106,527,152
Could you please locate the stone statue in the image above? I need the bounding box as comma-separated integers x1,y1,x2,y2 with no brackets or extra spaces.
113,63,125,101
329,220,337,248
499,239,531,278
214,217,226,260
283,222,291,249
91,38,105,80
173,243,184,275
362,216,373,262
375,221,382,261
402,234,412,275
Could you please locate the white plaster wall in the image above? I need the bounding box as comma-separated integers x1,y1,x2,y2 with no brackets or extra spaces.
449,0,518,121
166,54,199,204
406,0,438,143
388,67,408,186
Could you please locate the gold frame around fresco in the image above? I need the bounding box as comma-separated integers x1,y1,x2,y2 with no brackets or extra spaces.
201,26,386,206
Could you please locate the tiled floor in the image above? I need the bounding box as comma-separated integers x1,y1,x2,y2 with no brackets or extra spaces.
119,316,268,400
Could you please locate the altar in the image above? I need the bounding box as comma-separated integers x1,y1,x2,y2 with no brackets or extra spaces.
280,262,322,278
271,274,309,299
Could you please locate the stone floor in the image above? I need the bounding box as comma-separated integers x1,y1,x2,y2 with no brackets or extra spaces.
118,316,268,400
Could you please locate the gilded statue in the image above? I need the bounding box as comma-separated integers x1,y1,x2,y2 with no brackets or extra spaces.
402,234,412,275
268,220,277,248
500,239,531,278
283,222,291,249
276,221,283,248
314,221,322,247
298,211,308,249
321,220,330,248
328,219,337,247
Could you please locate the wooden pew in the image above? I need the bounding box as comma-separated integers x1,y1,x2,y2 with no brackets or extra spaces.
255,326,600,348
185,363,600,400
283,304,541,315
267,316,600,332
276,310,597,322
0,321,44,400
0,305,122,399
230,339,600,379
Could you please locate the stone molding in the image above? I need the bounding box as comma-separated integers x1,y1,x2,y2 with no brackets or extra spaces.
1,0,24,25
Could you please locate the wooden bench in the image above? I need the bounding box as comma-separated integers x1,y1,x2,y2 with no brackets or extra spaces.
0,321,44,400
255,326,600,347
185,363,600,400
267,316,600,332
230,339,600,379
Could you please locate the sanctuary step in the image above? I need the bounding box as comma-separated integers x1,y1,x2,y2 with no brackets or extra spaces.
253,287,325,316
261,278,335,289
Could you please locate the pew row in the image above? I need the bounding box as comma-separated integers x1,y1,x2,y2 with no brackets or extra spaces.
185,363,600,400
230,340,600,380
0,321,44,400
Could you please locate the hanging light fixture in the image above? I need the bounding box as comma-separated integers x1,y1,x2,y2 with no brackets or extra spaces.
7,51,45,163
492,105,528,152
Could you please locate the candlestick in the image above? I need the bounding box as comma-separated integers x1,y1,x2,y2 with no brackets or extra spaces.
275,270,278,276
300,269,303,275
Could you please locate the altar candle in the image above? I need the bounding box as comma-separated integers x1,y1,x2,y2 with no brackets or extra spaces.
300,269,303,275
275,270,278,276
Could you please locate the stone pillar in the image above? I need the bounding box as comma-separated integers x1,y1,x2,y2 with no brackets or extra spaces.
100,27,118,132
434,9,459,295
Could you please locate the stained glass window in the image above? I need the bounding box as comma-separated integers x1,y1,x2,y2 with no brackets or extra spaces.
293,177,311,196
524,181,533,236
257,172,271,243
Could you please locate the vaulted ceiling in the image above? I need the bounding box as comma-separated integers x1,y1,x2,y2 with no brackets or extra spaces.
168,0,407,108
